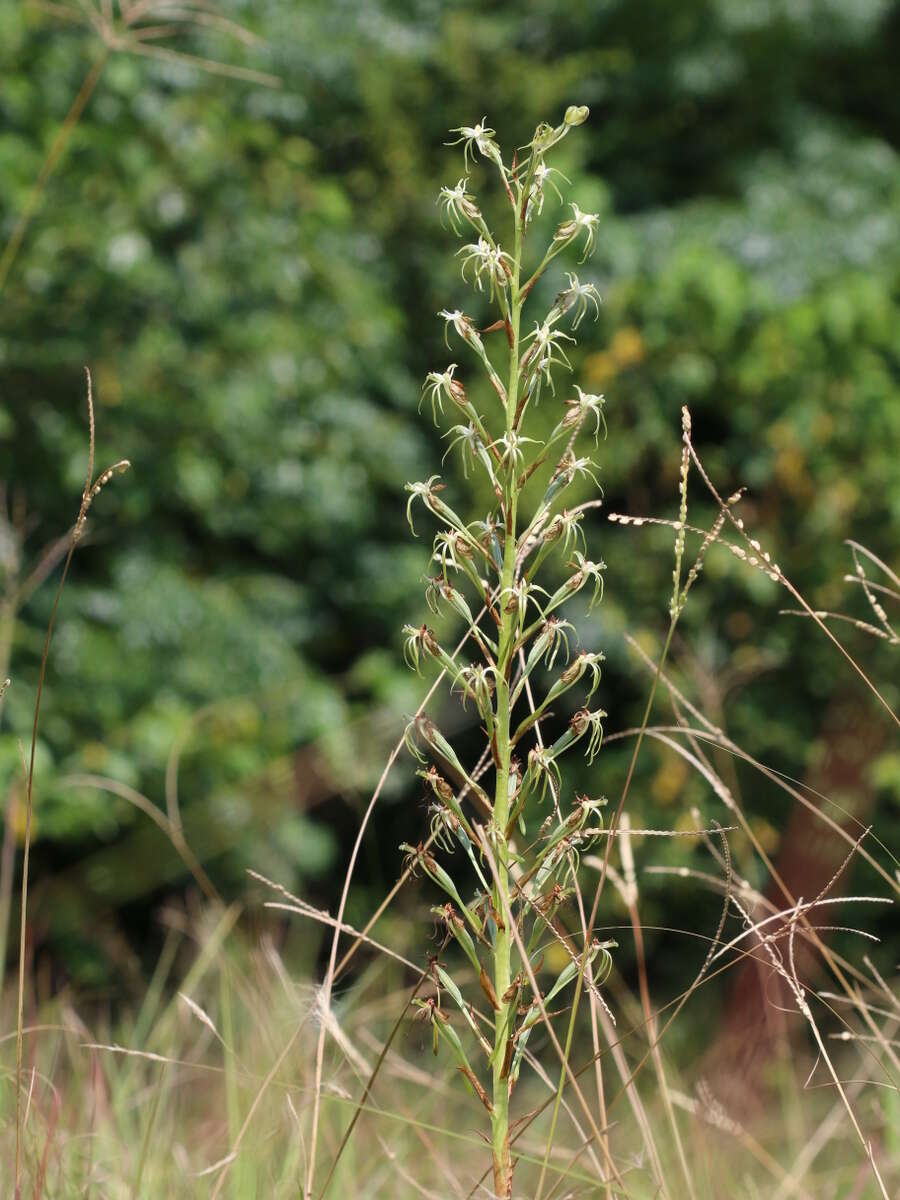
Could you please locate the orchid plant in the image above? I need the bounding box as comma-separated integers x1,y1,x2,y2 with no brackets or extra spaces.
401,107,614,1197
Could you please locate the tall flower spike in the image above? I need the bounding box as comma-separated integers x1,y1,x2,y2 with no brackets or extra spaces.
402,108,612,1196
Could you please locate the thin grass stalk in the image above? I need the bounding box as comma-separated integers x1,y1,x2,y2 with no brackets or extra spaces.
220,964,244,1200
0,782,15,993
210,1014,310,1200
476,828,619,1192
305,620,483,1198
533,939,591,1200
489,929,806,1200
619,815,695,1198
0,53,108,296
16,538,80,1197
14,371,128,1197
682,426,898,729
130,1061,167,1198
315,971,429,1200
2,2,280,298
1,518,74,992
516,655,615,1197
475,820,734,1199
467,920,859,1200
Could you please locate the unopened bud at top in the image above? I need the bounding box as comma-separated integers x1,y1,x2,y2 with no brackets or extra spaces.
565,105,590,127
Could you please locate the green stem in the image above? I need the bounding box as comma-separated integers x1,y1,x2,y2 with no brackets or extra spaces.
490,204,524,1199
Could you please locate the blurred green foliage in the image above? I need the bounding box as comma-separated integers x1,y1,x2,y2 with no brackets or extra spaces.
0,0,897,982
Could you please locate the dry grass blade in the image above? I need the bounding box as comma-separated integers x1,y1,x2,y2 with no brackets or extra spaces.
61,773,220,901
613,815,695,1200
781,538,900,644
262,899,420,975
0,54,108,296
210,1011,306,1200
27,0,279,81
305,611,487,1199
679,413,898,728
314,971,430,1200
734,893,891,1197
620,631,900,892
178,992,223,1044
513,641,618,1198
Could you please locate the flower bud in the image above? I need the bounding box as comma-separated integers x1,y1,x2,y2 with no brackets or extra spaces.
565,105,589,126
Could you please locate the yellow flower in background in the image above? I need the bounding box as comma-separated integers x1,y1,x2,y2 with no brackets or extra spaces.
585,325,644,386
10,792,34,844
610,326,645,366
651,750,688,806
